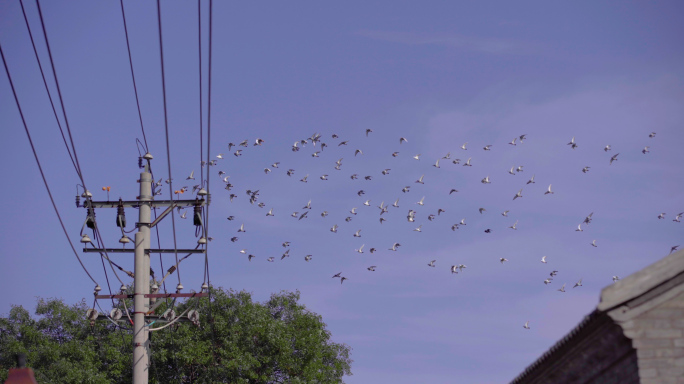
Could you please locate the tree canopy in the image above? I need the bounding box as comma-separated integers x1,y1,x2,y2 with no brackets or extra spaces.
0,288,352,383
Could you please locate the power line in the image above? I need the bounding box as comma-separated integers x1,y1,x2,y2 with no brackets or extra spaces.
0,40,98,286
119,0,149,153
198,0,204,187
156,0,182,285
35,0,87,187
18,0,78,174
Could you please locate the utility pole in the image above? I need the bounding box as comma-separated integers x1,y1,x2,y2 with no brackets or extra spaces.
80,154,209,384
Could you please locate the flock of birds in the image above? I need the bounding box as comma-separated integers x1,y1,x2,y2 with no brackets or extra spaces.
146,129,680,331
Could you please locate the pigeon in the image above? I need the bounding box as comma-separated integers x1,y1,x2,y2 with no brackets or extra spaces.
460,218,467,226
248,254,255,261
353,229,362,237
649,132,656,138
416,197,425,206
365,129,373,137
583,212,594,225
266,208,274,216
509,221,518,230
567,136,577,149
330,224,338,233
355,149,363,156
393,199,400,208
351,174,359,180
612,276,620,282
582,166,590,173
239,140,248,147
451,265,458,274
452,159,460,165
428,260,436,267
271,162,280,168
544,184,554,195
363,200,371,206
180,211,187,219
298,212,308,220
558,284,566,292
216,154,224,159
392,152,399,157
484,229,491,233
544,279,552,285
291,212,299,218
658,213,666,219
481,176,491,184
227,216,235,221
513,189,523,200
604,145,611,152
287,169,295,176
576,224,583,232
550,271,558,277
345,217,353,222
281,249,290,260
300,175,309,183
483,145,492,151
414,225,422,232
305,255,312,262
320,174,328,180
642,146,650,154
573,279,582,288
519,134,527,142
355,244,365,253
370,248,377,253
389,243,401,251
500,258,508,264
463,158,472,166
413,154,421,160
541,256,547,263
526,175,535,184
340,277,348,284
415,175,425,184
231,237,238,242
332,134,339,138
449,189,459,194
509,166,516,175
400,137,408,144
186,170,195,180
350,207,358,215
238,223,245,232
591,240,597,247
267,257,275,262
671,245,679,254
332,272,342,279
508,138,517,146
233,150,242,157
516,165,524,172
610,153,619,165
368,266,376,271
282,242,290,248
479,208,486,214
264,168,272,174
338,141,348,146
227,143,235,151
523,321,530,329
501,210,509,217
674,213,683,223
461,143,468,150
382,169,391,175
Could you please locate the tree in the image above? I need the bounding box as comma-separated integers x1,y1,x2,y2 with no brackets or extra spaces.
0,288,352,383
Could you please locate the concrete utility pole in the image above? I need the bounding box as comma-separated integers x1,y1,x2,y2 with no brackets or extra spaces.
133,165,152,383
81,154,209,384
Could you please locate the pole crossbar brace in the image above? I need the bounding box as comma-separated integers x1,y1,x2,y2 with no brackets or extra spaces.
85,199,208,209
83,248,205,254
95,292,207,300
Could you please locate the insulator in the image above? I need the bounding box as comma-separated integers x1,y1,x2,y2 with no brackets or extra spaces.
138,157,143,169
75,195,81,208
116,199,126,228
193,200,203,227
85,200,96,230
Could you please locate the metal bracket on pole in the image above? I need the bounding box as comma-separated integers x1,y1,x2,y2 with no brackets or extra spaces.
149,204,177,227
87,199,207,209
83,248,205,254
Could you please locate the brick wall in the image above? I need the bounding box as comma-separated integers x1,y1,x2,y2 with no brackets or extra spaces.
620,289,684,384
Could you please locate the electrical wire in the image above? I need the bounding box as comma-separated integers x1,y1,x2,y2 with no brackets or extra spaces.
198,0,204,187
35,0,87,187
119,0,149,153
156,0,182,286
18,0,78,174
0,41,98,286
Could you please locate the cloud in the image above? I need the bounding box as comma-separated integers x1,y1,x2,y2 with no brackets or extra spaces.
355,29,535,55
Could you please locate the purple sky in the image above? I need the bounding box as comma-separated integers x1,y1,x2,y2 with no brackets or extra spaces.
1,1,683,382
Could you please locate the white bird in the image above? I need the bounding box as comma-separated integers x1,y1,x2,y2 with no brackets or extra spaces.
604,145,611,152
393,199,400,208
240,249,247,254
509,220,518,230
513,189,523,200
353,229,362,238
500,258,508,264
271,162,280,168
567,136,577,149
501,210,509,217
576,224,583,232
544,279,552,285
266,208,274,216
523,321,530,329
330,224,338,233
544,184,554,195
461,142,468,150
612,276,620,282
463,157,472,166
233,150,242,157
216,153,224,159
416,174,425,184
674,213,683,222
186,170,195,180
541,256,547,263
450,265,458,274
483,145,492,151
558,284,566,292
642,146,650,154
414,225,422,232
180,211,187,219
433,159,440,168
350,207,358,215
363,200,371,206
238,223,245,232
382,169,391,175
573,279,582,288
428,260,436,267
413,154,421,160
526,175,535,184
508,166,516,175
460,218,466,226
591,240,597,247
291,211,299,218
389,243,400,251
509,138,517,146
481,176,491,184
300,174,308,183
355,244,365,253
416,196,425,206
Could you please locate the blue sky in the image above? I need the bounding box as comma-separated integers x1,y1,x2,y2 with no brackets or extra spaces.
1,1,683,382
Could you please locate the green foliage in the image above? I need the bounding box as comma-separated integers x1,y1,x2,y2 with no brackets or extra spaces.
0,288,352,383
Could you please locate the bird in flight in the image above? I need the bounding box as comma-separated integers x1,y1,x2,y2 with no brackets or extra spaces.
526,175,535,184
541,256,547,263
500,257,508,264
513,189,523,200
610,153,619,165
427,260,436,267
591,240,597,247
567,136,578,149
573,279,583,288
558,284,566,292
544,185,554,195
523,321,530,329
368,266,376,271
